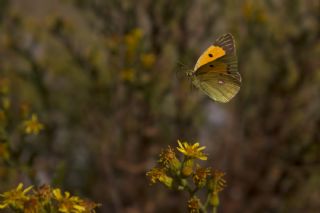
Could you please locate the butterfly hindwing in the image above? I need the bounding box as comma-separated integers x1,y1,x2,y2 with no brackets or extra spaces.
190,33,241,103
196,72,240,103
195,55,240,82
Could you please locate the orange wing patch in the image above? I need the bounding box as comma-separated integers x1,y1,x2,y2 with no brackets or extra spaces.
194,45,226,71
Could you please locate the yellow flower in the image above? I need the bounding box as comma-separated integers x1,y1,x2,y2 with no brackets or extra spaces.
0,183,33,209
125,28,143,48
193,166,211,188
0,184,99,212
187,196,201,213
125,28,143,59
146,167,173,188
159,146,181,172
23,114,44,135
140,53,156,69
53,188,86,213
177,140,207,160
120,69,135,82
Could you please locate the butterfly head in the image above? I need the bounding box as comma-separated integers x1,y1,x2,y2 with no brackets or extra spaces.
185,70,195,77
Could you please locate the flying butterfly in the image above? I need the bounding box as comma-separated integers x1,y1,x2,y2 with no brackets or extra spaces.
186,33,241,103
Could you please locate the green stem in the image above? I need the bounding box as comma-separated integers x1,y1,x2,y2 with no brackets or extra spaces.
212,206,217,213
204,192,211,209
200,204,207,213
185,184,193,194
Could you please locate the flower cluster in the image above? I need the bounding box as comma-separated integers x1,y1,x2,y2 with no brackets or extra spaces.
0,183,100,213
23,114,44,135
0,77,44,137
146,140,226,213
119,28,156,83
0,77,44,163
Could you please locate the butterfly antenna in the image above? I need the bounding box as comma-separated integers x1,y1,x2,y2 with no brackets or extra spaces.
177,60,187,68
176,61,185,74
175,60,188,80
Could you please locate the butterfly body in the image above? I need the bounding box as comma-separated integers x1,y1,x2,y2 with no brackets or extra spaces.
188,33,241,103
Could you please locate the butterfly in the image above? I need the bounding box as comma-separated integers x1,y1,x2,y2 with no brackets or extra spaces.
186,33,241,103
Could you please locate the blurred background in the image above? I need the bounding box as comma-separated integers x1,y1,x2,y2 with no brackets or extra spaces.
0,0,319,212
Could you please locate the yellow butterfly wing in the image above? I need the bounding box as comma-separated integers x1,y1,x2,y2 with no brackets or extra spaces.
191,33,241,102
192,72,240,103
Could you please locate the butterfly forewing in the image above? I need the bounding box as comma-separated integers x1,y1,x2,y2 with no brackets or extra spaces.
194,45,226,71
193,33,236,70
195,54,241,83
213,33,236,56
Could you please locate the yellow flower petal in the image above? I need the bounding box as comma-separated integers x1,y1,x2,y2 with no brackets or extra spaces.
23,185,33,194
176,140,207,160
53,189,62,199
74,204,86,211
23,114,44,135
197,146,206,151
17,183,23,191
193,143,200,148
0,203,8,208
